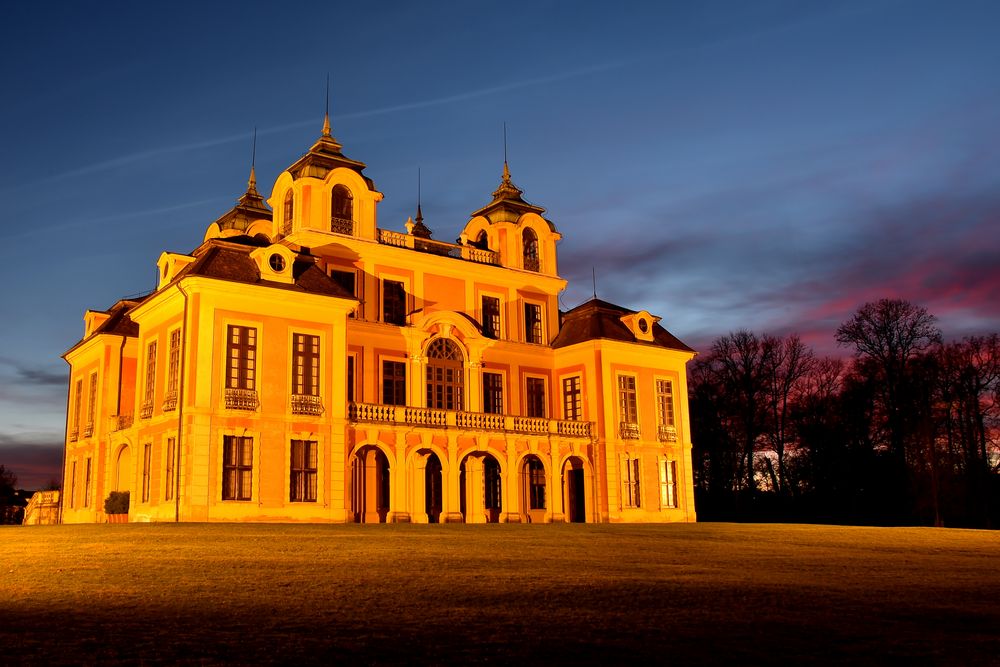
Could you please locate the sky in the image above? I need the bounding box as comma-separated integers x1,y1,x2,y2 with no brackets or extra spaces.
1,0,999,489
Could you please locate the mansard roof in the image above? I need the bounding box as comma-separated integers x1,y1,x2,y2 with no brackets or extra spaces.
211,167,273,233
552,298,694,352
284,117,374,188
470,162,551,227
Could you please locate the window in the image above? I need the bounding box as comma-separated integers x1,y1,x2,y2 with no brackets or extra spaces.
482,296,501,339
382,279,406,326
165,329,180,410
222,435,253,501
618,375,639,439
142,443,152,502
83,458,92,507
426,338,463,411
290,439,318,502
483,372,504,414
165,437,175,501
526,377,546,418
269,253,286,272
71,379,82,440
485,457,501,511
85,372,97,436
623,456,641,508
331,185,353,234
141,341,157,419
330,269,358,318
522,228,539,272
347,355,356,402
526,457,545,510
562,376,582,421
226,326,257,409
69,461,76,508
660,459,677,509
524,302,543,344
292,333,320,396
382,360,407,406
282,190,294,235
656,379,677,441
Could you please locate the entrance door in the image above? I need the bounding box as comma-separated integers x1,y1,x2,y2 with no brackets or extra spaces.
484,456,501,523
568,468,585,523
425,453,442,523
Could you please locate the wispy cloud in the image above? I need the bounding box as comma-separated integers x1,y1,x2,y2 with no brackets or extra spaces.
0,357,66,387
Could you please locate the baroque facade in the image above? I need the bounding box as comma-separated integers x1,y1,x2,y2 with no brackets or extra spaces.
60,115,697,524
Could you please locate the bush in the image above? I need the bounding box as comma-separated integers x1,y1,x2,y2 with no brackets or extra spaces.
103,491,130,515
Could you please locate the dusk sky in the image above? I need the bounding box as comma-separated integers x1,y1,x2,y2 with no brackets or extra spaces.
2,0,999,488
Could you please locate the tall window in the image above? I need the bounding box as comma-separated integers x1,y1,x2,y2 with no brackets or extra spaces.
522,228,539,272
660,460,677,509
426,338,463,411
482,296,501,339
141,341,157,419
165,329,181,410
83,458,92,507
330,270,358,318
562,376,582,421
222,435,253,501
330,185,353,234
623,457,641,508
69,461,76,508
382,361,407,406
347,355,356,402
165,437,175,501
85,372,97,435
142,443,152,502
226,325,257,391
526,456,546,510
524,302,543,344
282,190,294,235
484,457,501,511
483,372,504,414
290,439,318,502
656,379,675,427
526,377,546,418
292,333,320,396
71,379,82,440
382,279,406,326
618,375,638,439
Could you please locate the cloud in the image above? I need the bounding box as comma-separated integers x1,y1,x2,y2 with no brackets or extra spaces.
0,438,63,491
0,357,66,387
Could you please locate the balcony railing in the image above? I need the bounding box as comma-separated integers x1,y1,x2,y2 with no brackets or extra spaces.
349,402,592,439
110,414,133,432
139,401,154,420
658,424,678,442
162,391,178,412
69,429,79,442
619,421,640,440
330,217,355,236
524,256,540,272
376,229,500,266
83,423,94,438
225,388,259,411
291,394,324,416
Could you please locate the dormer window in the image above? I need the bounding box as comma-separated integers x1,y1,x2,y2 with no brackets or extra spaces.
523,228,539,272
331,185,354,235
269,254,286,272
282,191,294,236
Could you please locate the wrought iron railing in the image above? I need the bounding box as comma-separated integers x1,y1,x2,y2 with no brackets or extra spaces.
162,391,178,412
658,424,678,442
291,394,324,416
348,402,592,438
225,388,259,410
69,429,79,442
330,217,354,236
139,401,154,420
524,256,540,272
83,423,94,438
110,414,133,432
619,421,640,440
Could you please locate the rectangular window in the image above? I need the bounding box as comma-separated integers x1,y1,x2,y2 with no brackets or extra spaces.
165,329,181,409
331,269,358,318
142,443,152,502
382,279,406,326
483,372,504,414
226,325,257,390
526,377,546,418
292,333,320,396
141,341,157,418
656,379,675,427
69,461,77,508
86,373,98,435
347,355,356,402
660,460,678,509
165,437,175,501
83,458,92,507
623,457,641,508
618,375,638,439
382,360,407,406
290,439,318,502
482,296,501,339
524,302,543,344
562,376,582,421
71,378,82,440
528,461,546,510
222,435,253,501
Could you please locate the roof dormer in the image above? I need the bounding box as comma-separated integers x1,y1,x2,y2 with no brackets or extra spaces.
250,244,296,285
156,252,197,289
83,310,111,338
620,310,660,343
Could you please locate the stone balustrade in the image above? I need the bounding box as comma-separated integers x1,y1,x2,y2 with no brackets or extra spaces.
349,401,592,438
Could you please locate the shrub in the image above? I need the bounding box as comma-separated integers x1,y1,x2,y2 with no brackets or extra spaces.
103,491,130,515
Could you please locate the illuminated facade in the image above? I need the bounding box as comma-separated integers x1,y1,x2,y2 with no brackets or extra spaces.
60,116,696,524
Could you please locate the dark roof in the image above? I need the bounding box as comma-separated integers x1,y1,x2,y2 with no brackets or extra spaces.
551,298,694,352
175,239,354,299
64,297,145,357
211,170,273,233
285,127,374,188
470,163,554,230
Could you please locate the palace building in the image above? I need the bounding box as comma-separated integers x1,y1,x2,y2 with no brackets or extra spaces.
60,114,697,524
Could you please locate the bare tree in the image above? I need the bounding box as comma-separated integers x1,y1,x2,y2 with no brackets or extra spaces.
762,334,814,495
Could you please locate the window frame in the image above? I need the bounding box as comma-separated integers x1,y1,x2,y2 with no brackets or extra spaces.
381,278,407,326
141,340,157,418
523,300,544,344
525,375,547,418
290,439,318,503
381,358,407,406
222,435,254,501
617,374,639,439
141,442,152,503
291,332,321,397
166,328,181,404
83,458,92,508
481,294,502,339
659,458,678,509
330,267,361,319
225,324,258,391
562,375,582,421
86,372,98,434
165,436,175,501
623,455,641,508
482,371,505,415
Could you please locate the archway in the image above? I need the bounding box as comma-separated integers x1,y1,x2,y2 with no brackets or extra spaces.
563,457,587,523
459,452,502,523
352,446,390,523
425,452,442,523
520,455,546,523
522,228,539,272
115,445,132,493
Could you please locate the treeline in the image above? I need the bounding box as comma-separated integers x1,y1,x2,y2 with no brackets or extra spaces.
690,298,999,528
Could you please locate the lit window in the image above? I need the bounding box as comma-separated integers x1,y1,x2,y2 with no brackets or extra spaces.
226,325,257,393
618,375,638,439
141,341,156,419
660,460,677,509
623,457,641,508
292,333,320,397
426,339,463,411
142,443,152,502
562,376,582,421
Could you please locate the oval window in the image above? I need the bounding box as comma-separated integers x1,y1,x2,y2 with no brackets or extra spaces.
269,254,286,272
638,318,648,334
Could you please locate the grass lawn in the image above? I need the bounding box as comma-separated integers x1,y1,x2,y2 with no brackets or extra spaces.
2,523,998,665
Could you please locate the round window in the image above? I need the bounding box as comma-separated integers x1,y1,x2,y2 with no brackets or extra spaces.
269,253,286,272
638,318,649,334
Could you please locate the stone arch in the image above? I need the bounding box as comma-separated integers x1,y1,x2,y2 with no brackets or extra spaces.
560,455,591,523
330,184,353,233
518,453,548,523
458,448,506,523
113,443,132,494
350,442,395,523
521,227,539,272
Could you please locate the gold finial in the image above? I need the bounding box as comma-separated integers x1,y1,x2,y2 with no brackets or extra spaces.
247,127,258,191
322,74,332,137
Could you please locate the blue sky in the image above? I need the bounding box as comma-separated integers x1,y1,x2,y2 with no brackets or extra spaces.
2,0,999,488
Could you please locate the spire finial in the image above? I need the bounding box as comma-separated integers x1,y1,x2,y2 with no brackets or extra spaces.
592,267,598,300
247,127,257,190
416,167,423,222
322,73,331,137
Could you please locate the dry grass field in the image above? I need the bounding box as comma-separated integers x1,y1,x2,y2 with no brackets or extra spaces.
2,523,998,665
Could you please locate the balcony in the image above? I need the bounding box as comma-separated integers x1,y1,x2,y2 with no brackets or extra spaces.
658,424,678,443
291,394,324,416
619,421,640,440
523,256,540,272
225,388,259,411
330,217,355,236
162,391,178,412
139,401,154,420
349,402,593,439
83,423,94,438
69,429,79,442
110,414,133,432
377,229,500,266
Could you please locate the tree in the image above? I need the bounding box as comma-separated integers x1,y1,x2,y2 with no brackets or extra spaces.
0,465,19,525
762,334,814,496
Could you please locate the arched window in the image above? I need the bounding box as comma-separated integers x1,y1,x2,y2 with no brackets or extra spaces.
331,185,354,235
426,338,464,411
282,191,294,236
522,228,539,272
524,456,546,510
472,230,489,250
